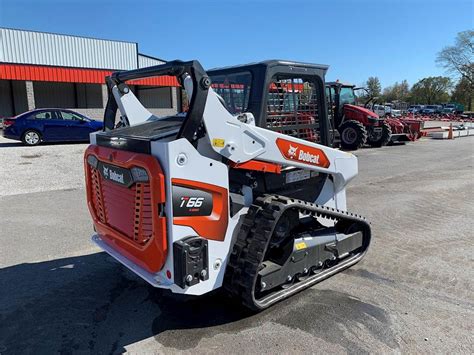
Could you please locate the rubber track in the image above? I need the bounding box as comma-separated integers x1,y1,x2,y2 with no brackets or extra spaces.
223,195,371,311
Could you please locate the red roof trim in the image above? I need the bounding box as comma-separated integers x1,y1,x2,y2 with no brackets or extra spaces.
0,63,180,87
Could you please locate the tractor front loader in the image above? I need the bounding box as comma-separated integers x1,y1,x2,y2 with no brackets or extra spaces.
84,60,371,311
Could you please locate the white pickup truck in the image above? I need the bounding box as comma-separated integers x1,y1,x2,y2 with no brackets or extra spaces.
373,104,401,117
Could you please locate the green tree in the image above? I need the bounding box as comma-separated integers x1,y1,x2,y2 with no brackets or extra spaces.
436,30,473,87
409,77,452,104
382,80,410,102
451,77,474,111
437,30,473,110
366,77,382,98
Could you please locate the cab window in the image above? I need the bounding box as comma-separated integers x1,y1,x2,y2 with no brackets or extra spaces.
210,71,252,114
339,87,356,107
266,76,321,143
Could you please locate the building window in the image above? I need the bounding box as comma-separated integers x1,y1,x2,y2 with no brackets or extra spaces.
135,86,173,109
33,82,103,109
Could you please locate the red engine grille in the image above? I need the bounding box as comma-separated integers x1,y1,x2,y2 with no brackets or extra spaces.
89,166,152,246
84,144,167,273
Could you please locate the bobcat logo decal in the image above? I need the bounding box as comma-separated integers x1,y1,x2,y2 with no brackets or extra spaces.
288,144,298,159
276,138,330,168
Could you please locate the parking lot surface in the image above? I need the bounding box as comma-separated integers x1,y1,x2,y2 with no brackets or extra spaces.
0,136,473,354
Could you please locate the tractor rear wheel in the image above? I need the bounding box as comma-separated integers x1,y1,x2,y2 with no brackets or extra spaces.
338,120,367,150
367,122,392,147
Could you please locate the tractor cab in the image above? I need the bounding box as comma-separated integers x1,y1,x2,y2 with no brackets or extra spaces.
326,82,382,128
325,82,391,150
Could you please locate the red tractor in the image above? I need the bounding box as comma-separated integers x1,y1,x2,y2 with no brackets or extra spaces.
326,82,392,150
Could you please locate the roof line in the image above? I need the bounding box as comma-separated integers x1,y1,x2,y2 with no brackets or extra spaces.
0,61,124,72
208,59,329,72
138,52,167,63
0,27,138,45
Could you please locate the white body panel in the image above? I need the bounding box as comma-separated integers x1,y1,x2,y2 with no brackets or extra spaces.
90,79,358,295
202,87,358,193
149,138,238,294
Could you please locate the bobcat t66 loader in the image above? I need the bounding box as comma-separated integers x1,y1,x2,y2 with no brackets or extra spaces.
84,60,371,311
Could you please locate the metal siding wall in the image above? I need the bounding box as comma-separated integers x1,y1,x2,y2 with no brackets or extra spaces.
136,87,172,108
76,83,87,108
76,83,103,108
0,79,29,116
0,80,13,116
0,64,180,86
12,80,28,114
138,54,165,68
0,28,137,70
85,84,103,108
33,81,75,108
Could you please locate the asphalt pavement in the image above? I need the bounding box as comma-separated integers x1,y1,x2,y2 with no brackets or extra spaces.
0,135,473,354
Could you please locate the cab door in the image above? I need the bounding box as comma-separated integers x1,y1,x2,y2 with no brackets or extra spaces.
29,110,62,140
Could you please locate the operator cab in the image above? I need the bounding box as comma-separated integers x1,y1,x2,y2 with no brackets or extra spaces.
208,60,331,203
208,60,330,146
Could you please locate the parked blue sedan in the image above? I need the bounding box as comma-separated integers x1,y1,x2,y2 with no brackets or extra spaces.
2,109,103,146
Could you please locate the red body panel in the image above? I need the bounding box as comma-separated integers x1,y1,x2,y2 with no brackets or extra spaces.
385,117,405,134
343,104,380,126
172,178,229,242
387,117,423,141
230,160,282,174
85,145,168,273
276,137,330,168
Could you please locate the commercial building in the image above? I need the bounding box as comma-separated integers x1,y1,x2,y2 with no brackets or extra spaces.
0,28,180,119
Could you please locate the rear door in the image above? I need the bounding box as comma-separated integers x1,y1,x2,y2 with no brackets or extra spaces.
57,111,91,141
29,110,60,140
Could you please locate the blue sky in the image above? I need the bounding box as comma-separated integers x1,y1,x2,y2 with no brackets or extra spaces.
0,0,472,88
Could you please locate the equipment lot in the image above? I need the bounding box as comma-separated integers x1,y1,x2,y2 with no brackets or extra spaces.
0,136,473,353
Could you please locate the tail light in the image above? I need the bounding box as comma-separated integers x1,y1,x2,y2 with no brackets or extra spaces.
3,119,15,128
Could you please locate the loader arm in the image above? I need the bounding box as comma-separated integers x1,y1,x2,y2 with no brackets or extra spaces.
201,87,358,193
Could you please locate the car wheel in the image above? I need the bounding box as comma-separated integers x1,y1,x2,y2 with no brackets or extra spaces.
22,130,41,146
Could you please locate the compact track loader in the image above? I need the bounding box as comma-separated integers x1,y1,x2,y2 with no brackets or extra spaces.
84,60,371,310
